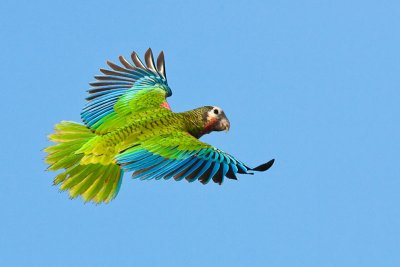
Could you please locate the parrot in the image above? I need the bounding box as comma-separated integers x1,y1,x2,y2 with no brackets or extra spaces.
44,48,275,204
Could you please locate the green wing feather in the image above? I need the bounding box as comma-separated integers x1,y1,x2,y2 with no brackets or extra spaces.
116,132,274,185
45,49,275,204
81,49,172,134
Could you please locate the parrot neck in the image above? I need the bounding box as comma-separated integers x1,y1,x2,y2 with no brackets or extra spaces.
180,107,211,139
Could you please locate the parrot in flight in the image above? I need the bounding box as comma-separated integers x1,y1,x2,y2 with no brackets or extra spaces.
44,49,275,203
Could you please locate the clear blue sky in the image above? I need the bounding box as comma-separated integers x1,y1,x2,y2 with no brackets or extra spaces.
1,0,399,266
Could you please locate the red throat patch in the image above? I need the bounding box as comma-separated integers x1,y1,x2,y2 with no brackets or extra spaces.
203,117,218,134
160,101,171,110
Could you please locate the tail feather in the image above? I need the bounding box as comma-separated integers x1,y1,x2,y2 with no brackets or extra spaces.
45,121,124,204
81,166,112,201
94,165,122,203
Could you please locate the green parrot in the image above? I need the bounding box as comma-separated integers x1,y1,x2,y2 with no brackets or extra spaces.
44,49,275,203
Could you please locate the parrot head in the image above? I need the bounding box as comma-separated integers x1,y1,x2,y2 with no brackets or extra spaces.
203,106,230,133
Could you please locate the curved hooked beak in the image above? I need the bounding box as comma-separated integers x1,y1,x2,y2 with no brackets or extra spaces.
220,117,230,132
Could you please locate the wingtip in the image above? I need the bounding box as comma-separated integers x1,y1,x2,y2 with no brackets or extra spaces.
156,51,166,78
144,48,157,72
118,55,135,69
252,159,275,172
145,47,153,56
131,51,146,69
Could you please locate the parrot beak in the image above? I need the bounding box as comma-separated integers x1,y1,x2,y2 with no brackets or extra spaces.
221,118,230,132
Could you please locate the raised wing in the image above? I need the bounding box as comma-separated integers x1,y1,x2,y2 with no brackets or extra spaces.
115,132,274,185
81,48,172,134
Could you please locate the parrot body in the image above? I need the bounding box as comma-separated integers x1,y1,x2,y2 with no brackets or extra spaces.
45,49,274,203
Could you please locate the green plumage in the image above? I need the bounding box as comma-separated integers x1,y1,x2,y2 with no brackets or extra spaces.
75,107,208,164
44,49,274,204
45,121,123,203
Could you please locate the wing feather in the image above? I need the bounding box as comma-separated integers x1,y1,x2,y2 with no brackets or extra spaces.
131,51,146,69
118,56,135,70
115,132,274,185
144,48,157,73
81,49,172,133
156,51,166,78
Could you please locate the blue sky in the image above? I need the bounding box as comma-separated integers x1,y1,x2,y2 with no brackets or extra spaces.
1,0,399,266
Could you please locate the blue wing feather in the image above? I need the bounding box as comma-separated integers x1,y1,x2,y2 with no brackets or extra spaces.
81,49,172,132
115,138,260,185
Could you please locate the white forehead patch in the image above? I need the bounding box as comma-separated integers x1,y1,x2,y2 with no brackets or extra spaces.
208,106,223,117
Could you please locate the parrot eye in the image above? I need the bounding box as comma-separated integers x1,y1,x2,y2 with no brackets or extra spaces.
213,109,219,115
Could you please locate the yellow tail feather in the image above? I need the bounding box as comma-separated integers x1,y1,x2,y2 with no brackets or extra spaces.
45,121,123,204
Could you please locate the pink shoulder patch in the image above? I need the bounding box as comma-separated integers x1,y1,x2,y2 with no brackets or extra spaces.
160,101,171,110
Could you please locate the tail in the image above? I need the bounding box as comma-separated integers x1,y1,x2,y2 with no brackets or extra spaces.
44,121,124,204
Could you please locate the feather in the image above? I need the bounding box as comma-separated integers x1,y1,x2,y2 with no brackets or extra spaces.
106,61,134,74
131,51,146,69
119,56,135,70
186,160,211,182
89,81,132,87
94,75,135,82
144,48,157,73
199,162,217,184
156,51,166,78
251,159,275,172
225,166,238,180
87,86,132,94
